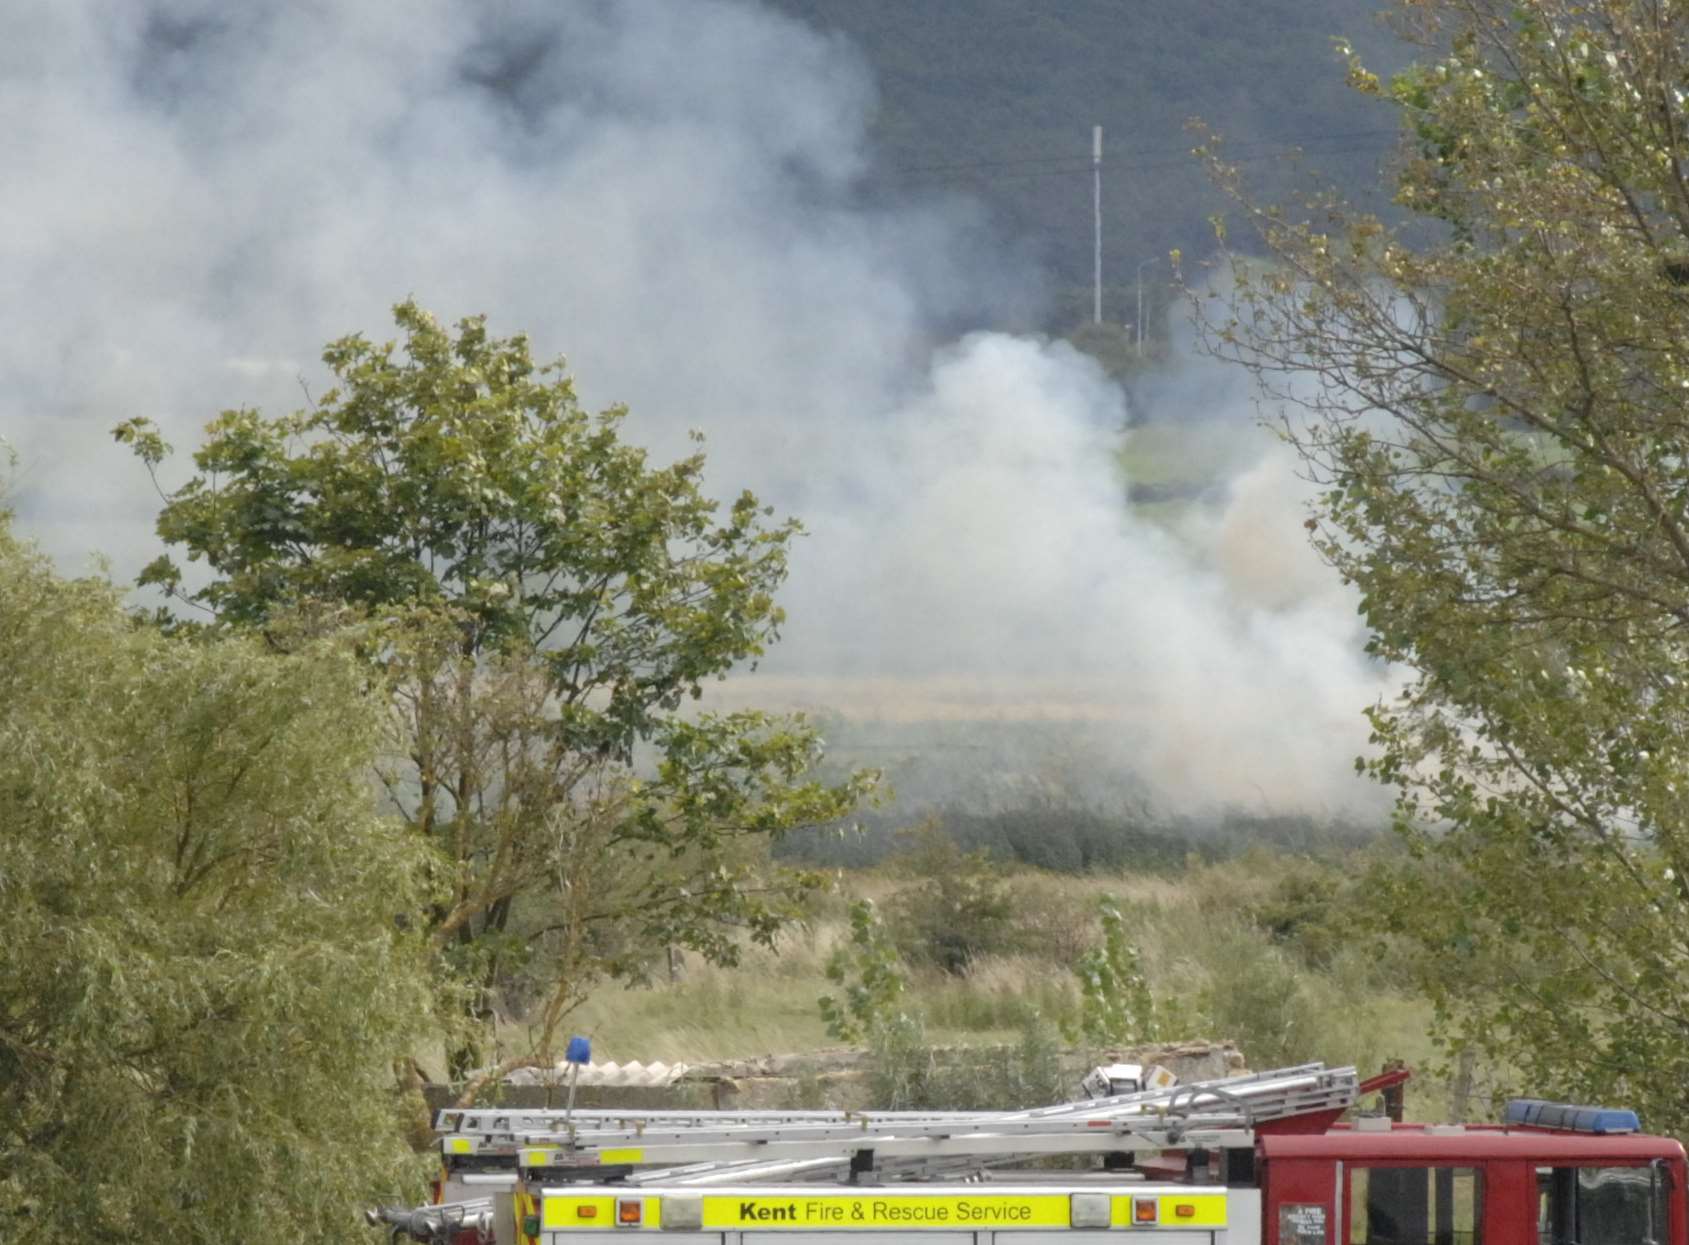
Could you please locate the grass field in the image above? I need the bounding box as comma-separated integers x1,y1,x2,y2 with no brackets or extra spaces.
536,848,1463,1120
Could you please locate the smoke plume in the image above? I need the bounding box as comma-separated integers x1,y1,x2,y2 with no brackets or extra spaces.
2,0,1391,816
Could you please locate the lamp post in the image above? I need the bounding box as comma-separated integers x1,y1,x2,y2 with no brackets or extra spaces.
1135,256,1160,358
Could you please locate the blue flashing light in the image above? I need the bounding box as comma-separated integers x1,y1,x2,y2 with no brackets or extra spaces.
565,1035,592,1065
1504,1098,1640,1134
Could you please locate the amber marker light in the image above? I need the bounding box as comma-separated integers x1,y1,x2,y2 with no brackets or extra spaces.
1133,1199,1158,1224
578,1206,599,1220
1175,1205,1197,1219
618,1200,644,1226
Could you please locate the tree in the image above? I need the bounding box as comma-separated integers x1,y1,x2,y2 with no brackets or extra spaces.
1066,896,1158,1049
1202,0,1689,1131
118,301,873,1086
0,517,439,1243
817,899,910,1045
881,823,1016,975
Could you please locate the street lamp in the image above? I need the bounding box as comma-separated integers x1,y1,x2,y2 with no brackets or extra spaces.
1135,257,1160,358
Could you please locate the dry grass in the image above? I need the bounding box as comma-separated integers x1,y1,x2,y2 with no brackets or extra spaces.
510,853,1460,1117
542,934,836,1064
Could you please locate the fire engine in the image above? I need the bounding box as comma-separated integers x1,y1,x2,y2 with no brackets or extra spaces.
368,1063,1685,1245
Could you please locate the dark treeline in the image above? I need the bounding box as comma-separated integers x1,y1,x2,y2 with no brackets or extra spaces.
777,806,1383,872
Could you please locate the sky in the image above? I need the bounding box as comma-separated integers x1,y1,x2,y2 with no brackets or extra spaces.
1,0,1394,816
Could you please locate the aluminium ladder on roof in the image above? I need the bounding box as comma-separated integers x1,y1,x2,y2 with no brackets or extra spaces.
437,1062,1346,1139
443,1064,1358,1174
499,1064,1353,1145
624,1151,1021,1187
450,1063,1344,1144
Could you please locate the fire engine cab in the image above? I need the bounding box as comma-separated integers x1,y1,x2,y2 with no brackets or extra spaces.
376,1064,1684,1245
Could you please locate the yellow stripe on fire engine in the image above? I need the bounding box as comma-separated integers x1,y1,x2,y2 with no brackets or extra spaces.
444,1137,472,1155
542,1196,665,1230
1110,1195,1227,1228
519,1146,644,1169
702,1194,1072,1230
516,1189,542,1245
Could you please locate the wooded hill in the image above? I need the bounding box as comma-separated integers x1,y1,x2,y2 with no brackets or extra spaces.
766,0,1411,330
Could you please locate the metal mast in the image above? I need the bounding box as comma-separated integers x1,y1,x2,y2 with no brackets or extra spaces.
1093,125,1103,324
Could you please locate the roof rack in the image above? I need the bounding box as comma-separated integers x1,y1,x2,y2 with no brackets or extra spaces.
439,1063,1359,1182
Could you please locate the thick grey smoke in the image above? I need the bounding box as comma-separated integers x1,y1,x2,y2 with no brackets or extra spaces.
2,0,1390,815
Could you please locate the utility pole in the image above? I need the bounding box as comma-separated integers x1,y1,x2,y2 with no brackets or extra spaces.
1092,125,1103,324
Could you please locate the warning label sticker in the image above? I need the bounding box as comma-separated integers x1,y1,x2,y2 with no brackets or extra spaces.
1279,1203,1328,1245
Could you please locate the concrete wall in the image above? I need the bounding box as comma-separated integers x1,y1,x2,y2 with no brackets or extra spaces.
425,1042,1247,1113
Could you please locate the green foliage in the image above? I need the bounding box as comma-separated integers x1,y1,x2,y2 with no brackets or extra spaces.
1065,896,1158,1047
973,1019,1067,1110
882,825,1017,974
863,1009,938,1110
814,876,1062,1107
581,848,1448,1105
869,1017,1067,1112
1194,925,1396,1076
1249,862,1349,970
1197,933,1321,1071
0,519,440,1243
1209,0,1689,1134
818,900,909,1044
121,301,875,1084
124,299,794,687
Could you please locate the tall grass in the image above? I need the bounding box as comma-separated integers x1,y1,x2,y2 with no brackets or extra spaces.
547,926,839,1063
536,848,1459,1117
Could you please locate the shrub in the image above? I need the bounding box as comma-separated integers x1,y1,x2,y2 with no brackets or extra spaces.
867,1017,1067,1111
1248,860,1351,970
881,825,1018,974
866,1011,940,1109
0,524,441,1242
818,900,909,1044
1066,895,1159,1046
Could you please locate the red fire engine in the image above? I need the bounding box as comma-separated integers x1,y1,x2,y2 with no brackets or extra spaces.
373,1064,1684,1245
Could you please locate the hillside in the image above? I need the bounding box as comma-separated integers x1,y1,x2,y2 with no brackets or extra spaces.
766,0,1412,329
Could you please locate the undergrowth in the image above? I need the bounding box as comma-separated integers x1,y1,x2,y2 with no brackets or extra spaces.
536,845,1458,1118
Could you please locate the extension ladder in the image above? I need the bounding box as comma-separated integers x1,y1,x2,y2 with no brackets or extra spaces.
439,1063,1358,1182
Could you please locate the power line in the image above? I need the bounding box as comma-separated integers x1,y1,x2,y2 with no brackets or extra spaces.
1128,138,1391,175
886,152,1105,176
880,128,1399,182
882,139,1392,189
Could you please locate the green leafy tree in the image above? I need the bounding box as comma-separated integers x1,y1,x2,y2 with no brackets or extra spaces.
818,899,910,1044
1065,896,1158,1047
0,518,439,1243
1203,0,1689,1131
117,301,874,1087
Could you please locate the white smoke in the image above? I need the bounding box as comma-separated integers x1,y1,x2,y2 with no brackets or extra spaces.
1,0,1390,815
752,333,1389,812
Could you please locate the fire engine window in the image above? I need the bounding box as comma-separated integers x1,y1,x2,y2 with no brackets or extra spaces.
1350,1166,1482,1245
1536,1165,1666,1245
